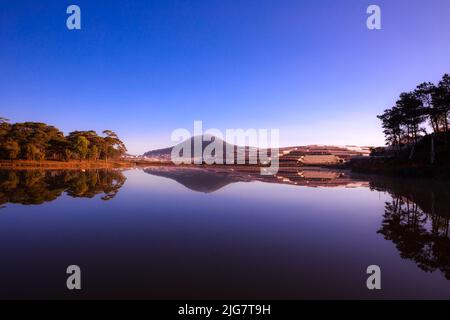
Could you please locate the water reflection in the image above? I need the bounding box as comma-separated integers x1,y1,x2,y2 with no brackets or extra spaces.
144,166,369,193
0,167,449,288
0,169,126,207
369,177,450,279
144,166,450,281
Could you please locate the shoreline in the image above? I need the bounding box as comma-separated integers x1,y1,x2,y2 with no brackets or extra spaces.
0,160,139,170
349,157,450,180
0,159,277,171
0,159,350,172
2,159,448,181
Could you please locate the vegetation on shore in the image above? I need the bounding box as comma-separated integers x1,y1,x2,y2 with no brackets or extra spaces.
0,159,136,169
377,74,449,149
0,118,127,163
355,73,450,178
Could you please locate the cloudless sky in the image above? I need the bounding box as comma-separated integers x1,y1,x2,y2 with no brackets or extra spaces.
1,0,450,154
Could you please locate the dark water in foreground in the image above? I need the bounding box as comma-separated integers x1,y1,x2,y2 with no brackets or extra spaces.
0,167,449,299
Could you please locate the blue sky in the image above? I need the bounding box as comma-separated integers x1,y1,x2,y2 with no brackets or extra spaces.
1,0,450,154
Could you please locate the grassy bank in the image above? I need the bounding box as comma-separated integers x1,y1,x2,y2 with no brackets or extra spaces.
0,159,137,170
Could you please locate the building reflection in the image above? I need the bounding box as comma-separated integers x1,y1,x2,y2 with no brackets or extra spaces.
1,166,449,280
143,166,369,193
144,166,450,280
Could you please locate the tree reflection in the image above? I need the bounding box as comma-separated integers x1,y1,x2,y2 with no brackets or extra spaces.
374,179,450,280
0,169,126,206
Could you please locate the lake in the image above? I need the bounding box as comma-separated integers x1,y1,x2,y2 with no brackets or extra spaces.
0,167,449,299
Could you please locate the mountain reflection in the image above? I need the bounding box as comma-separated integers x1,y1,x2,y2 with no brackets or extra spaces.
144,166,450,280
144,166,369,192
1,166,449,280
0,169,126,206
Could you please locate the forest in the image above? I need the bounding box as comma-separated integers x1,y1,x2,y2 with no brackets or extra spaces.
378,74,450,149
373,73,450,172
0,118,127,161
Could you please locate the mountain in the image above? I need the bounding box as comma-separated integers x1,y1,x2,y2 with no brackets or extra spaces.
142,146,173,160
142,135,371,166
142,135,260,162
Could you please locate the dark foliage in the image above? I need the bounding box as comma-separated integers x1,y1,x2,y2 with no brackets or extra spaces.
378,74,450,149
0,118,127,161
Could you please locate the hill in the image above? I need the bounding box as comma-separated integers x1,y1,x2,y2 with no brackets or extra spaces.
142,135,260,163
142,136,372,166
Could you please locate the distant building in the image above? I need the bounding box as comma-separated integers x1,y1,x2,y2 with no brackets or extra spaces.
278,145,372,166
298,154,343,165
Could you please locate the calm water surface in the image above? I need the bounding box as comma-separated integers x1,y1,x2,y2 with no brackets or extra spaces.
0,167,449,299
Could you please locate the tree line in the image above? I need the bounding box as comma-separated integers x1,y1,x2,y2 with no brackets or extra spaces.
0,118,127,161
378,74,450,148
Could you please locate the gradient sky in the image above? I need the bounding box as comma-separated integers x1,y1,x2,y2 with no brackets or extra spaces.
1,0,450,154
